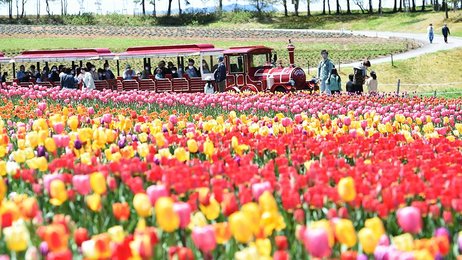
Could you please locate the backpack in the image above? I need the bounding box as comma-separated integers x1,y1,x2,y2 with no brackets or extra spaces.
353,67,364,85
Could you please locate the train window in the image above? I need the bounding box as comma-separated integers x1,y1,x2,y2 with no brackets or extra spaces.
250,54,270,68
229,55,244,74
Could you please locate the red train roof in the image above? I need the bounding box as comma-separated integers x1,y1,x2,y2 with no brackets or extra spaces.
116,44,223,59
0,52,11,63
14,48,114,62
223,46,273,55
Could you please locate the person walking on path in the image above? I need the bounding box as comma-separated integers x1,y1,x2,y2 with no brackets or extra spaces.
442,24,451,43
427,24,434,44
317,50,334,95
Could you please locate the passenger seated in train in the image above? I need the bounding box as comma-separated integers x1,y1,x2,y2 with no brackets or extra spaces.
141,65,152,79
157,60,172,77
185,59,200,78
17,65,29,82
37,67,49,83
167,62,178,78
104,63,115,80
28,65,40,80
154,68,164,80
123,65,136,80
60,68,78,89
202,60,211,74
1,72,8,83
48,66,60,82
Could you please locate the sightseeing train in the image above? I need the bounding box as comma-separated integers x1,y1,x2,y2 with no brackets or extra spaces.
0,41,318,93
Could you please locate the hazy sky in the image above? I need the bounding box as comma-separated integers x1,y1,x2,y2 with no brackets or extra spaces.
0,0,397,16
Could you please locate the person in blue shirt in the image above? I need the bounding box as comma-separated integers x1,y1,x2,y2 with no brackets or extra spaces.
17,65,28,82
442,24,450,43
317,50,334,95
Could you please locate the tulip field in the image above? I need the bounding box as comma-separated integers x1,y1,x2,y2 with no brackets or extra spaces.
1,84,462,259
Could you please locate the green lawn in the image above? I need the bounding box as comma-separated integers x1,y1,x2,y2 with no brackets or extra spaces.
207,10,462,37
333,48,462,94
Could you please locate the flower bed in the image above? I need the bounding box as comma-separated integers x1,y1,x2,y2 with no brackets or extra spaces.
0,85,462,259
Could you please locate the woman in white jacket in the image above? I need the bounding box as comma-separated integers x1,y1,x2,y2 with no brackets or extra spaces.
83,67,95,91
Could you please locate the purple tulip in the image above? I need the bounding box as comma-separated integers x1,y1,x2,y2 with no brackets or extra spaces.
356,253,368,260
39,241,49,256
37,146,46,157
74,139,82,149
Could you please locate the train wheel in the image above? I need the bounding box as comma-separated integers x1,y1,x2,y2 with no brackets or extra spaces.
241,85,258,93
274,86,287,93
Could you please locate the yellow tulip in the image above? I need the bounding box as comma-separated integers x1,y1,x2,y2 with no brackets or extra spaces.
81,152,92,165
231,136,239,149
3,221,30,252
229,211,253,243
36,156,48,172
154,132,166,147
133,193,152,218
49,179,68,206
241,202,261,235
67,116,79,131
108,226,125,243
137,143,149,158
203,139,214,157
335,219,357,248
199,196,220,220
155,197,179,232
256,238,271,256
187,139,198,153
13,151,26,163
0,176,6,201
44,137,57,153
26,132,39,148
86,194,102,212
174,147,189,162
188,212,208,229
365,217,385,241
358,228,378,254
338,176,356,202
138,133,148,143
0,145,6,158
90,172,107,195
258,191,278,213
260,211,286,237
393,233,414,252
0,161,6,176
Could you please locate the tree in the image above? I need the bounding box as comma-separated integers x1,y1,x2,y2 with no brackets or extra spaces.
142,0,146,15
294,0,300,16
45,0,51,16
353,0,366,13
399,0,403,11
368,0,373,13
250,0,276,15
336,0,340,14
20,0,27,18
346,0,351,13
393,0,397,12
0,0,13,19
282,0,288,16
322,0,326,14
327,0,331,14
217,0,223,12
378,0,382,13
178,0,182,15
150,0,156,16
411,0,416,11
306,0,311,16
167,0,173,16
421,0,425,10
36,0,40,18
443,0,448,18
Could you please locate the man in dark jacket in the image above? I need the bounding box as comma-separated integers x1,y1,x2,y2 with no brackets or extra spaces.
442,24,450,43
60,68,78,89
214,56,227,92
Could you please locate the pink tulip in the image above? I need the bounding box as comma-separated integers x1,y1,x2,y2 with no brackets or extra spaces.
191,225,216,252
303,228,331,258
102,114,112,124
146,185,169,205
37,102,47,111
169,115,178,125
173,202,191,228
397,206,422,234
72,175,91,195
251,181,272,200
53,123,64,134
88,107,95,115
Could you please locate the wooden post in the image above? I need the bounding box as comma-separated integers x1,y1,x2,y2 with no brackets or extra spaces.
434,90,437,97
391,53,394,67
396,79,401,94
116,60,120,77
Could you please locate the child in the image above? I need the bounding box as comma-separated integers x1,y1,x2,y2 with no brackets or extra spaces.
328,68,342,94
366,71,378,94
204,76,215,94
346,74,354,93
